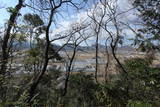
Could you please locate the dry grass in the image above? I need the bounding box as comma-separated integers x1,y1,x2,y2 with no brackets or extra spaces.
64,51,160,81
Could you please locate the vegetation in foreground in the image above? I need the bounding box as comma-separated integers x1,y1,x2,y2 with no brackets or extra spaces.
0,0,160,106
0,57,160,107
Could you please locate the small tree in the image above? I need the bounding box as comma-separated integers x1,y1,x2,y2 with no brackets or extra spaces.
0,0,25,103
132,0,160,52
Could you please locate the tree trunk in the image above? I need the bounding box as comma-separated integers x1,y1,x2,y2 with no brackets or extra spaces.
0,0,24,102
27,8,54,103
0,0,24,74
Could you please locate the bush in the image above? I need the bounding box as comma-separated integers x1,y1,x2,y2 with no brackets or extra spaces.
111,58,160,106
127,101,152,107
59,72,100,107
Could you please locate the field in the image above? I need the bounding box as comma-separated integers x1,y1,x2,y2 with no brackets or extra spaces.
48,50,160,81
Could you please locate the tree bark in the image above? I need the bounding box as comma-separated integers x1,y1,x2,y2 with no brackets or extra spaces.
27,8,54,103
0,0,24,74
0,0,24,102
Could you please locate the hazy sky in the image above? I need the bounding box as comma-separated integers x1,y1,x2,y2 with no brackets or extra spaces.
0,0,33,25
0,0,17,25
0,0,137,46
0,0,133,25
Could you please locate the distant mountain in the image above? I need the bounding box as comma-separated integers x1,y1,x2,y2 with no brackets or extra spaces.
11,41,136,52
117,46,136,52
53,44,136,52
12,42,30,50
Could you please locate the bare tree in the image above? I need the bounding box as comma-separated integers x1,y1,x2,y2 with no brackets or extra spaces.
87,0,128,82
26,0,88,103
87,0,107,82
62,25,91,96
102,0,127,74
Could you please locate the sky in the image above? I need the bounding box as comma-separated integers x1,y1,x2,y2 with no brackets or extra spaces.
0,0,135,25
0,0,16,25
0,0,32,25
0,0,138,46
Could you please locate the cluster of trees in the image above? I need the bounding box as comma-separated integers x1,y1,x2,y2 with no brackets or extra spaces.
0,0,159,106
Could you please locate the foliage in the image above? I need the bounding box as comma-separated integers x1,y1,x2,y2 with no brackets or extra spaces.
132,0,160,52
30,68,62,106
1,0,160,106
7,7,18,14
23,13,44,27
1,57,160,106
127,100,152,107
59,72,100,107
23,48,43,73
124,58,150,71
112,58,160,106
